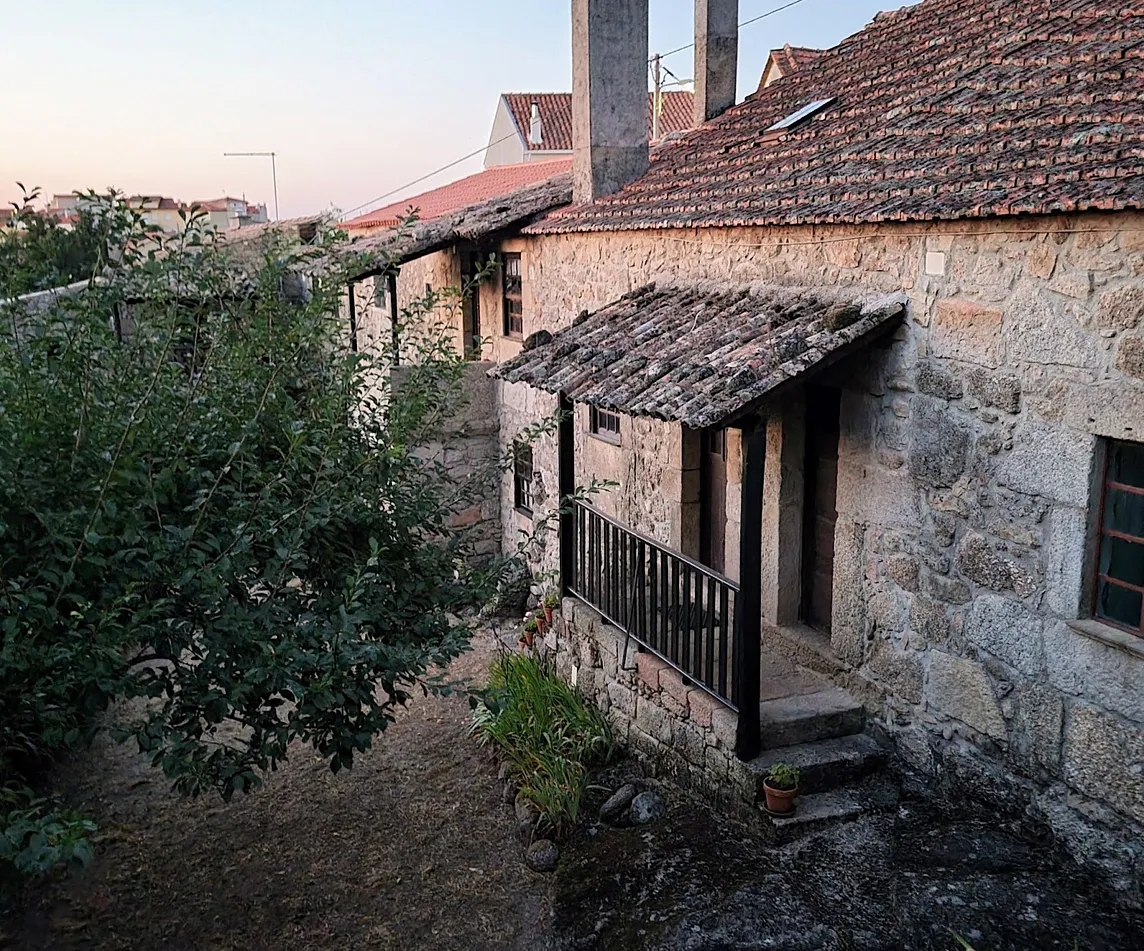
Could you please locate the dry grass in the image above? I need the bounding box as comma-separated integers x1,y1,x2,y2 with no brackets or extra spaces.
0,631,550,951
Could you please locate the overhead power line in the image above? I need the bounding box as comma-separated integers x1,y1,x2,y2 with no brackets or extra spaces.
340,131,519,222
658,0,807,60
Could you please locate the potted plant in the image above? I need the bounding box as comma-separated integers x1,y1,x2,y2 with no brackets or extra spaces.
520,616,538,648
534,609,548,636
542,591,559,624
762,763,800,816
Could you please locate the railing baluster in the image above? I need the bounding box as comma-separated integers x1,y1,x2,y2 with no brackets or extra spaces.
705,575,717,692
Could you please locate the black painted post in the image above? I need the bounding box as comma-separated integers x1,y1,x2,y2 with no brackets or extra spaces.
558,393,575,597
735,416,764,760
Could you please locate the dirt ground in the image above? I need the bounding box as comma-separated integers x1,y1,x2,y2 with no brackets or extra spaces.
0,630,551,951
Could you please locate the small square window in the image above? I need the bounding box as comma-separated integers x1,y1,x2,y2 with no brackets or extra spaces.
502,252,523,338
513,441,534,515
589,406,621,444
1092,438,1144,636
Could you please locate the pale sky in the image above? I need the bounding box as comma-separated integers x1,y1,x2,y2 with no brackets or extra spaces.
0,1,913,219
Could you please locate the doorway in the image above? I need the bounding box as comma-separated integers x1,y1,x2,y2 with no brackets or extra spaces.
801,387,840,633
701,427,728,575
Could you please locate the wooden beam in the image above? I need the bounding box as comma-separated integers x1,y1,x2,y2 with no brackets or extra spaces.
558,393,576,596
734,415,764,760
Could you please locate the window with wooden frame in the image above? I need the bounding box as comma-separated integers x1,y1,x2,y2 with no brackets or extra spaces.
589,406,621,444
1091,438,1144,637
502,252,523,338
513,441,534,515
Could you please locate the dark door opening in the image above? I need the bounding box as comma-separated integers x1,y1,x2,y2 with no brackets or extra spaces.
802,387,840,634
700,427,728,575
459,246,482,359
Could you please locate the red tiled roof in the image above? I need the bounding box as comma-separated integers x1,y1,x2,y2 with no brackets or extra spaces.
759,44,825,90
342,158,572,232
503,91,694,152
532,0,1144,234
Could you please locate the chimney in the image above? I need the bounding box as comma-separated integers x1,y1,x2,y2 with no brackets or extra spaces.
693,0,739,124
528,101,543,146
571,0,649,204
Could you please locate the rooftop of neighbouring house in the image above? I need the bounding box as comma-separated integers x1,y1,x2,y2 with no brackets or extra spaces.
758,44,825,89
492,282,905,429
341,158,573,233
530,0,1144,234
502,91,694,152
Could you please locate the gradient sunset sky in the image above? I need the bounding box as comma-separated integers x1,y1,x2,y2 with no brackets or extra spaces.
1,1,914,219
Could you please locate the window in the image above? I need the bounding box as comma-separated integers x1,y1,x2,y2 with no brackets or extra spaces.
513,441,534,515
589,406,621,444
502,252,523,338
1092,439,1144,636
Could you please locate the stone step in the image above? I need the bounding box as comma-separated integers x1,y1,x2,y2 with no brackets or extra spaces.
743,733,888,796
757,686,865,750
759,776,900,844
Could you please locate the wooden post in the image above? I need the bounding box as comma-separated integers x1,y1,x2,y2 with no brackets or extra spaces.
558,393,576,597
734,415,764,760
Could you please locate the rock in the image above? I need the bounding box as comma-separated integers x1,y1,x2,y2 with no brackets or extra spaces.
514,791,540,838
599,783,637,824
916,361,963,401
909,398,970,488
524,838,559,873
1116,333,1144,381
628,791,666,825
926,650,1007,741
966,367,1021,414
1097,284,1144,331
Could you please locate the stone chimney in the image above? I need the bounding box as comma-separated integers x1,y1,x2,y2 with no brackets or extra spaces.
571,0,649,205
693,0,739,124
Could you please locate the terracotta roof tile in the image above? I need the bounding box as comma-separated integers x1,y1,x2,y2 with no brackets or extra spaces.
503,91,694,151
492,282,905,428
532,0,1144,234
342,158,572,232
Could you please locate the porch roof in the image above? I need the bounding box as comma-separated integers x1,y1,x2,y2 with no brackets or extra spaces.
491,282,905,428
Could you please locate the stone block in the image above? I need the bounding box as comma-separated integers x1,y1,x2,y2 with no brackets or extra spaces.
920,567,972,604
869,589,908,636
909,398,970,488
1027,242,1058,280
1003,285,1100,368
672,720,709,767
997,423,1094,507
966,367,1021,414
659,667,693,710
711,706,739,749
868,640,924,704
1116,334,1144,381
915,360,964,400
830,518,869,666
926,650,1007,741
607,681,637,718
1063,704,1144,825
956,532,1035,595
635,695,673,745
1044,506,1087,619
1044,621,1144,723
910,595,951,646
1065,380,1144,442
1096,285,1144,331
1006,682,1064,776
885,552,921,592
836,456,921,528
931,299,1004,366
688,689,718,728
965,593,1045,677
635,651,667,689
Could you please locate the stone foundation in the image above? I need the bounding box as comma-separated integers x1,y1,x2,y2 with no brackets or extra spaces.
554,597,756,813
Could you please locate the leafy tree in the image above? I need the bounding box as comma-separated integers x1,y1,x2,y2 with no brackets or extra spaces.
0,194,506,894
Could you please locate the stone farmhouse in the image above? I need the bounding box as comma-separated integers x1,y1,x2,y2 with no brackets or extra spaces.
345,0,1144,902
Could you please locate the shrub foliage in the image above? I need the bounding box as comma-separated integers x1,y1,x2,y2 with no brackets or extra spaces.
0,194,501,892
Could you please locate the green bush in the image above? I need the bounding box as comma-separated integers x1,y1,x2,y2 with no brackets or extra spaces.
471,652,612,830
0,192,509,893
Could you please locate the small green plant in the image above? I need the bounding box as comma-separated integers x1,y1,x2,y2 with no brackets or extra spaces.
765,763,800,791
522,617,539,634
543,591,560,609
470,653,612,831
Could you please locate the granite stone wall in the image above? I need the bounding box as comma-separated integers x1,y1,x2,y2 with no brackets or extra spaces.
497,212,1144,899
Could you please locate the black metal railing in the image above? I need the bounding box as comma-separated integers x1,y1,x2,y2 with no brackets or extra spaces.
570,501,740,710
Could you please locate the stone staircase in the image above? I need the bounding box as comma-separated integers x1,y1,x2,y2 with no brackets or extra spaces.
736,659,898,842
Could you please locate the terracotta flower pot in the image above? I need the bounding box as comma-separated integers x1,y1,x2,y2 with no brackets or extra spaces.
763,781,798,815
544,606,554,625
536,615,547,635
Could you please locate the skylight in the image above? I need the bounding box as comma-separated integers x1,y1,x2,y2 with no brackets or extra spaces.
766,97,835,132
